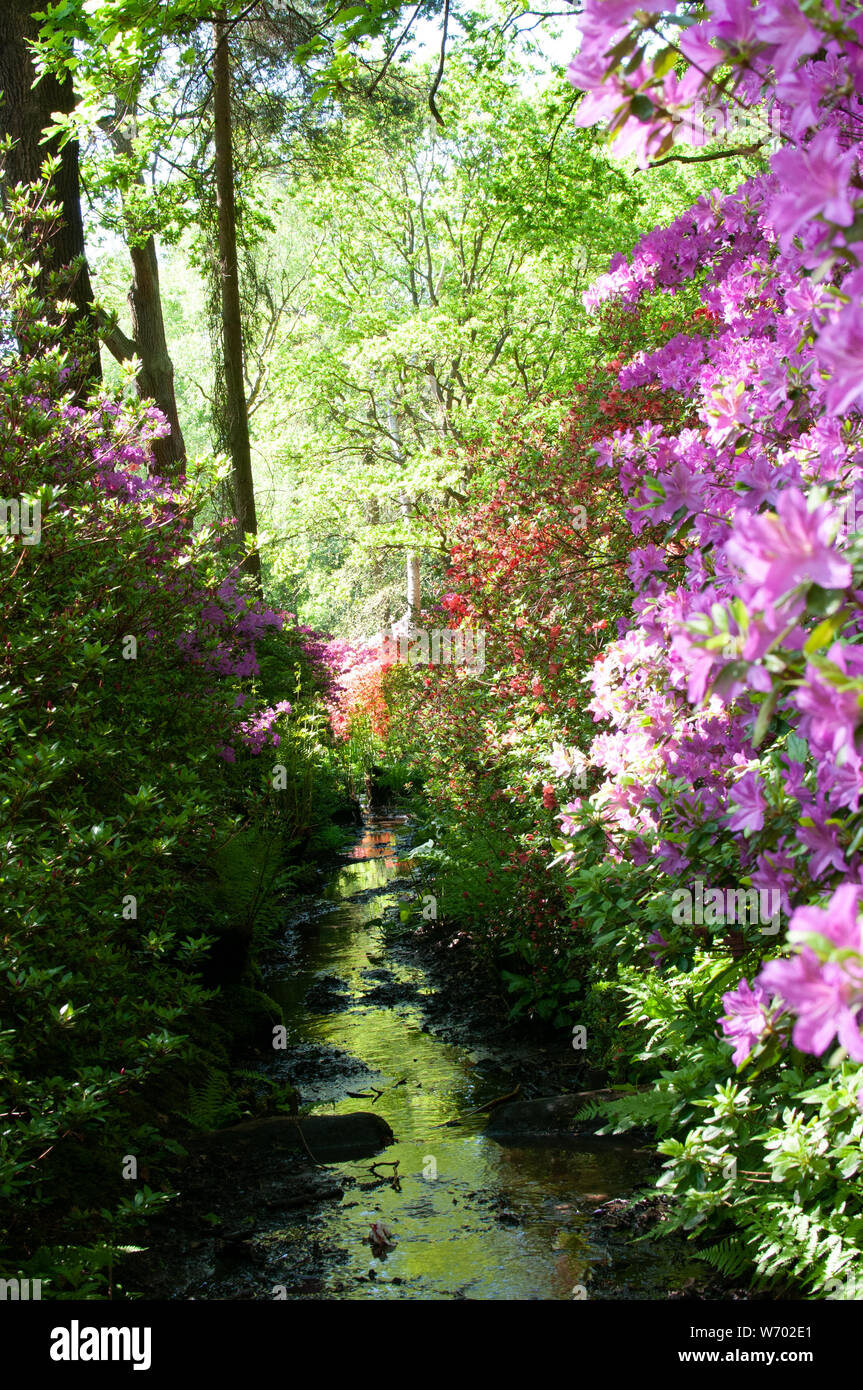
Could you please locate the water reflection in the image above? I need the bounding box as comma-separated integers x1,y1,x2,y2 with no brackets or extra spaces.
265,817,658,1300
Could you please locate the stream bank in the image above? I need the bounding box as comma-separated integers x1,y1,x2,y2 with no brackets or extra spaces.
127,814,748,1301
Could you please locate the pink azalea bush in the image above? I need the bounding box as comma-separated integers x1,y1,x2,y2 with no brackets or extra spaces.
546,0,863,1292
305,634,393,741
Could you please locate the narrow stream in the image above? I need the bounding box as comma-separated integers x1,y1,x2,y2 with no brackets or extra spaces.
260,816,689,1301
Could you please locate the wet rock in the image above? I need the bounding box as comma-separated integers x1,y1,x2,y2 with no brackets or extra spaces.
485,1090,625,1138
359,978,419,1008
221,1226,258,1243
204,1112,395,1161
267,1044,383,1105
264,1180,343,1210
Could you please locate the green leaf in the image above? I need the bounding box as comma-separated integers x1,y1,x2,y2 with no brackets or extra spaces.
752,687,779,746
630,94,654,122
804,610,848,656
652,46,680,78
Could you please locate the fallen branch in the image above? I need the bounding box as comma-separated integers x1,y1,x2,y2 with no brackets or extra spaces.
293,1121,319,1166
369,1159,401,1191
346,1086,385,1102
434,1084,522,1128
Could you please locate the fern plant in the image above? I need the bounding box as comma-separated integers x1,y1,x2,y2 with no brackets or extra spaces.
180,1073,241,1130
692,1234,754,1282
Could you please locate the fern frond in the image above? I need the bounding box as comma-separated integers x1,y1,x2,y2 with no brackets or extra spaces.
693,1235,753,1280
181,1073,236,1129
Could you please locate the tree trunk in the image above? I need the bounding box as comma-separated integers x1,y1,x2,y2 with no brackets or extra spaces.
386,401,421,633
401,492,421,628
127,235,187,475
98,112,187,476
0,0,100,391
212,12,260,590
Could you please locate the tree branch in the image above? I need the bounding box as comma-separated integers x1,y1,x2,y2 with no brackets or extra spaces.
96,308,138,365
366,1,423,99
428,0,450,128
647,141,765,169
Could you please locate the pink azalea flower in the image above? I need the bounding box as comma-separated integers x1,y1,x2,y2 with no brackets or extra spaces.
724,487,851,608
788,884,863,954
726,770,766,833
798,821,848,880
678,22,722,71
755,0,822,79
759,951,863,1062
770,129,858,246
759,885,863,1060
751,847,795,914
583,0,645,28
818,755,863,814
709,0,760,48
654,459,705,520
720,978,774,1066
816,301,863,416
628,543,668,588
704,380,751,439
557,800,583,836
548,744,574,779
794,649,863,760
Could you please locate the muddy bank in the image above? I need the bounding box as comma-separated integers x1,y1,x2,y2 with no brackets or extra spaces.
122,1141,347,1300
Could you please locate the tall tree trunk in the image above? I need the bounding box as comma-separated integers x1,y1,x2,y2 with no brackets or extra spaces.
212,12,260,591
127,235,187,475
364,468,390,631
98,112,187,476
386,401,421,633
400,492,421,627
0,0,100,392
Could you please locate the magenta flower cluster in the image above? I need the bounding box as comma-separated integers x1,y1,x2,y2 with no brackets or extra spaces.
12,384,296,766
554,0,863,1074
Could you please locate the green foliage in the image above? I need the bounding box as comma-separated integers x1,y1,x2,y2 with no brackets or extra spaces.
181,1073,242,1131
0,188,313,1297
571,942,863,1295
232,1068,299,1116
207,826,298,949
267,704,358,849
254,62,654,633
693,1235,753,1282
12,0,848,1308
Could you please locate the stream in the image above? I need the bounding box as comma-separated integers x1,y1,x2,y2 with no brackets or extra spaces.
250,814,703,1301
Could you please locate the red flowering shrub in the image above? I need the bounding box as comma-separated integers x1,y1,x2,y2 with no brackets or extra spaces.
391,302,699,1019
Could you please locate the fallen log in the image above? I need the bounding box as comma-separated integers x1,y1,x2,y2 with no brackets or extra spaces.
199,1112,395,1162
485,1088,648,1139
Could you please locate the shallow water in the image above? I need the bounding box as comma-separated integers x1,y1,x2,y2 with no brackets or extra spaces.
263,818,669,1301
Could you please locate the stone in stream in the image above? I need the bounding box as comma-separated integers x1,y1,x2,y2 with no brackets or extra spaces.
485,1090,626,1139
303,972,351,1012
203,1112,394,1161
